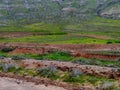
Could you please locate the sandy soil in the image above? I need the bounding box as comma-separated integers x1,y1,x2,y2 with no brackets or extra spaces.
0,77,66,90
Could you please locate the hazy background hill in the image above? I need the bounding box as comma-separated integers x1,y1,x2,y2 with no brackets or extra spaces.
0,0,120,25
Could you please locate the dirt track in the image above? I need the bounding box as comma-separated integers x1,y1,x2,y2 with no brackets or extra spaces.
0,77,66,90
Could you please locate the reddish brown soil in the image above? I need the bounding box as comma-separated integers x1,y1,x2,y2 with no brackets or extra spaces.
0,43,120,60
9,47,51,55
9,47,120,60
50,44,120,52
0,32,48,38
50,44,120,60
0,32,33,38
71,52,120,60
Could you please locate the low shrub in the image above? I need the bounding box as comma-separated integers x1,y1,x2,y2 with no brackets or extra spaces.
37,66,58,79
63,69,84,83
100,82,117,90
70,68,83,77
11,55,26,60
106,41,113,44
118,58,120,62
116,87,120,90
115,41,120,43
0,63,19,73
0,55,6,59
1,47,14,52
72,59,90,65
72,58,103,66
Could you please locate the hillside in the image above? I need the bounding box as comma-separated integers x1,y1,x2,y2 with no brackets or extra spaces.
0,0,120,90
0,0,120,25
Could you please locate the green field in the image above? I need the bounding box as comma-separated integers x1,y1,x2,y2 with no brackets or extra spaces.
0,17,120,44
1,35,119,44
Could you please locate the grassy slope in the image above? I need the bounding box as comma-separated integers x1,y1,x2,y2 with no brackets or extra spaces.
2,35,119,44
0,17,120,44
64,17,120,38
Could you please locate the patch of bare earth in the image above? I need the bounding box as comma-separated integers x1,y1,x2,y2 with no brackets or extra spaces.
0,72,94,90
0,43,119,60
0,77,66,90
0,32,33,38
0,32,48,38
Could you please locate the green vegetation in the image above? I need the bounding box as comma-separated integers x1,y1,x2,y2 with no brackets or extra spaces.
1,47,15,53
91,51,120,55
0,23,66,34
0,50,119,88
0,63,19,73
72,58,120,68
64,17,120,39
0,0,120,89
0,35,119,44
37,66,58,80
36,51,73,61
0,17,120,44
0,50,120,68
0,51,73,61
0,62,117,87
63,72,115,85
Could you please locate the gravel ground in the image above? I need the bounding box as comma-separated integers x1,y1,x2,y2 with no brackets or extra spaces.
0,77,66,90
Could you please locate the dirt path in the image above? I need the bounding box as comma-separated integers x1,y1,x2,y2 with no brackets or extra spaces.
0,77,66,90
